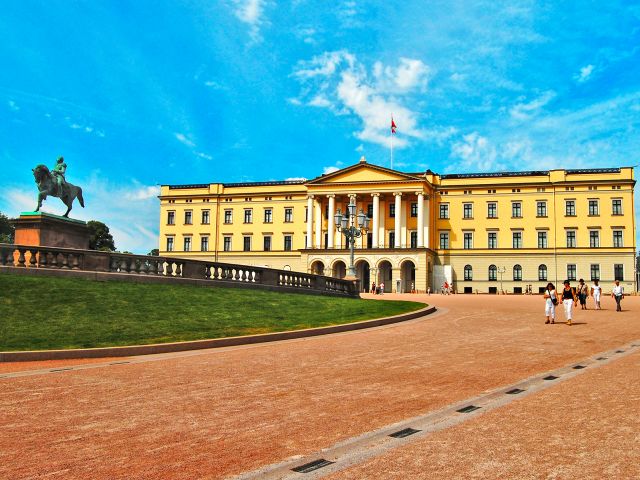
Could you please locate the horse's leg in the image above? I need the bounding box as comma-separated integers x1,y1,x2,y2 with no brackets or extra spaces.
35,192,45,212
63,195,72,217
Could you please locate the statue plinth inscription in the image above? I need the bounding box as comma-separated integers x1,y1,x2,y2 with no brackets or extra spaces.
13,212,90,249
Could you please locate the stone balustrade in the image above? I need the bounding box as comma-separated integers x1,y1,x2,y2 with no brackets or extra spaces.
0,243,358,298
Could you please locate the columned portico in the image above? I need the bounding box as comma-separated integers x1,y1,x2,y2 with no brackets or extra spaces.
327,195,335,248
394,192,402,248
416,192,424,248
314,197,322,248
372,193,380,248
306,195,314,249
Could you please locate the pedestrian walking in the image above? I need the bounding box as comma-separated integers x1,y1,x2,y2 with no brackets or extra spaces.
371,281,376,294
544,282,558,324
577,279,589,310
612,280,624,312
561,280,577,326
427,286,431,295
379,281,385,295
591,280,602,310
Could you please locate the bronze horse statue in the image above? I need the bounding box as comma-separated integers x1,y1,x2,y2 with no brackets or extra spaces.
33,164,85,217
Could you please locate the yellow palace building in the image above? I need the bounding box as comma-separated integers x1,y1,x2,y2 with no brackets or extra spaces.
159,157,637,294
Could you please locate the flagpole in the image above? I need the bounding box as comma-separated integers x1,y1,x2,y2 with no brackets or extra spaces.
391,129,394,170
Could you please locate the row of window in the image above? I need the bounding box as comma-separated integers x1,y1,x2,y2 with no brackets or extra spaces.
166,235,294,253
439,229,625,249
439,199,624,219
462,264,625,282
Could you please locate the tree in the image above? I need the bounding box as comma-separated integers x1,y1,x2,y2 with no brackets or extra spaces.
147,248,159,256
87,220,116,251
0,211,15,243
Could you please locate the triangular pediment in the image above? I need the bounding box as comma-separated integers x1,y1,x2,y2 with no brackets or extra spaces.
307,162,422,185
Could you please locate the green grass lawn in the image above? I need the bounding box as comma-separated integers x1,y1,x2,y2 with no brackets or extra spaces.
0,273,425,351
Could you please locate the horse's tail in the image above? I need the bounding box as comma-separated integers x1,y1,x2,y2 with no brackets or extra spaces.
77,187,85,208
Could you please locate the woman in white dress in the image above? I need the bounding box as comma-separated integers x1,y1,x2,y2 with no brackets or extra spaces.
591,280,602,310
544,282,558,324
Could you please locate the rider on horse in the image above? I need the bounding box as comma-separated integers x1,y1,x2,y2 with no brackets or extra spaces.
52,156,67,197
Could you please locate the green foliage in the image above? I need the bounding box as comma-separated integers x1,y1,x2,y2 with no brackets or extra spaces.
0,273,425,351
87,220,116,251
148,248,159,256
0,211,14,243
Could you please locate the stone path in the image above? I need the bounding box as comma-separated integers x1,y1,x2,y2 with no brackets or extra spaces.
1,294,638,479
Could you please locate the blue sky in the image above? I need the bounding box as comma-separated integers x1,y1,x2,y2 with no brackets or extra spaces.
1,1,639,253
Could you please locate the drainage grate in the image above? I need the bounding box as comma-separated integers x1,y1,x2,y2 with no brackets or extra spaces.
389,427,421,438
292,459,334,473
615,350,625,353
572,365,586,370
543,375,558,381
596,357,607,361
457,405,481,413
505,388,525,395
50,368,73,372
109,361,131,365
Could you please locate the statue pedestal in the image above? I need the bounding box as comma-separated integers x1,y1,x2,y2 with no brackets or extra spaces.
12,212,90,249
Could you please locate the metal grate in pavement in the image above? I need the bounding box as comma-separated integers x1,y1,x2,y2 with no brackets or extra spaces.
389,428,421,438
505,388,525,394
291,459,334,473
543,375,558,380
457,405,481,413
572,365,586,369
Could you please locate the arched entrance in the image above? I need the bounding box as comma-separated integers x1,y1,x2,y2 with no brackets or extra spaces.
377,260,392,293
400,260,416,293
310,260,325,276
332,260,346,279
355,260,370,292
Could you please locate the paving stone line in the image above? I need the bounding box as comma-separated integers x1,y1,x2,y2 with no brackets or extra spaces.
234,341,640,480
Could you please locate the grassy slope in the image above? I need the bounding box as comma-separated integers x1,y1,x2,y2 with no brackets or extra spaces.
0,273,425,351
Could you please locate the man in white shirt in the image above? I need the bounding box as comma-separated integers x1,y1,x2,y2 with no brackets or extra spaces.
611,280,624,312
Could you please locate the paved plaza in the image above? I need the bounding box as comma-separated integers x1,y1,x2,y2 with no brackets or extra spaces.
1,294,639,479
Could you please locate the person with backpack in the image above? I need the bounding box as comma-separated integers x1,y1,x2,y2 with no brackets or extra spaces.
544,282,558,324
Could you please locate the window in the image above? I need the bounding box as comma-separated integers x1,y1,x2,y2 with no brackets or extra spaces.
567,264,576,281
589,230,600,248
243,236,251,251
614,264,624,281
167,211,175,225
184,211,192,224
439,203,449,219
488,232,497,249
244,209,252,223
166,237,174,252
264,209,272,223
512,202,522,218
463,203,473,219
612,199,623,215
463,232,473,249
389,204,396,218
183,237,191,252
223,236,232,251
201,236,209,252
410,231,418,248
537,231,548,248
410,202,418,217
566,230,576,248
565,200,576,216
284,235,292,251
439,232,449,249
488,264,497,281
367,204,374,218
284,208,293,222
512,231,523,248
200,210,210,224
613,230,623,247
590,264,600,281
487,202,497,218
224,209,233,224
536,201,547,217
464,265,473,281
263,236,272,251
389,232,395,248
513,264,522,281
588,200,599,216
538,264,547,281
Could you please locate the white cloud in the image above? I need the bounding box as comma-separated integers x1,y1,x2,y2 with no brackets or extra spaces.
233,0,267,41
322,166,340,174
175,132,195,147
575,64,595,83
195,151,213,161
292,50,431,149
284,176,308,182
450,132,503,172
355,144,364,152
8,100,19,111
509,90,556,120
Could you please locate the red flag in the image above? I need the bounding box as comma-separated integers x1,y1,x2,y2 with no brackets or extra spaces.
391,117,397,134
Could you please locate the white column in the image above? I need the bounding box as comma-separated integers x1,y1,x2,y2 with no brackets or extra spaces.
394,192,402,249
372,193,380,248
424,194,430,249
327,195,335,249
314,198,322,248
417,192,424,248
306,195,313,249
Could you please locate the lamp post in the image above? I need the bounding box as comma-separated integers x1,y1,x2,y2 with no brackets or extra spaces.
497,266,506,294
334,200,370,279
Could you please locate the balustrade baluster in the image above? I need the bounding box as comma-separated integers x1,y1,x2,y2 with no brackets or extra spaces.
61,253,70,269
71,254,81,270
38,250,48,268
16,248,27,267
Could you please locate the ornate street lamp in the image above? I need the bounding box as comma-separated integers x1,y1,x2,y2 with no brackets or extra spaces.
334,199,370,279
497,266,506,294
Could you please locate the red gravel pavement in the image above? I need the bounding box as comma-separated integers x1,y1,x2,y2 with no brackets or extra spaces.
1,294,638,479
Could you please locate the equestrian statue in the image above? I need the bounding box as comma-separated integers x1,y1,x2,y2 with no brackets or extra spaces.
32,156,85,217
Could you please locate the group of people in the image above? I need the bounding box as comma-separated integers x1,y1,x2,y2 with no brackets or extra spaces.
441,281,454,295
370,281,385,295
544,279,625,326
